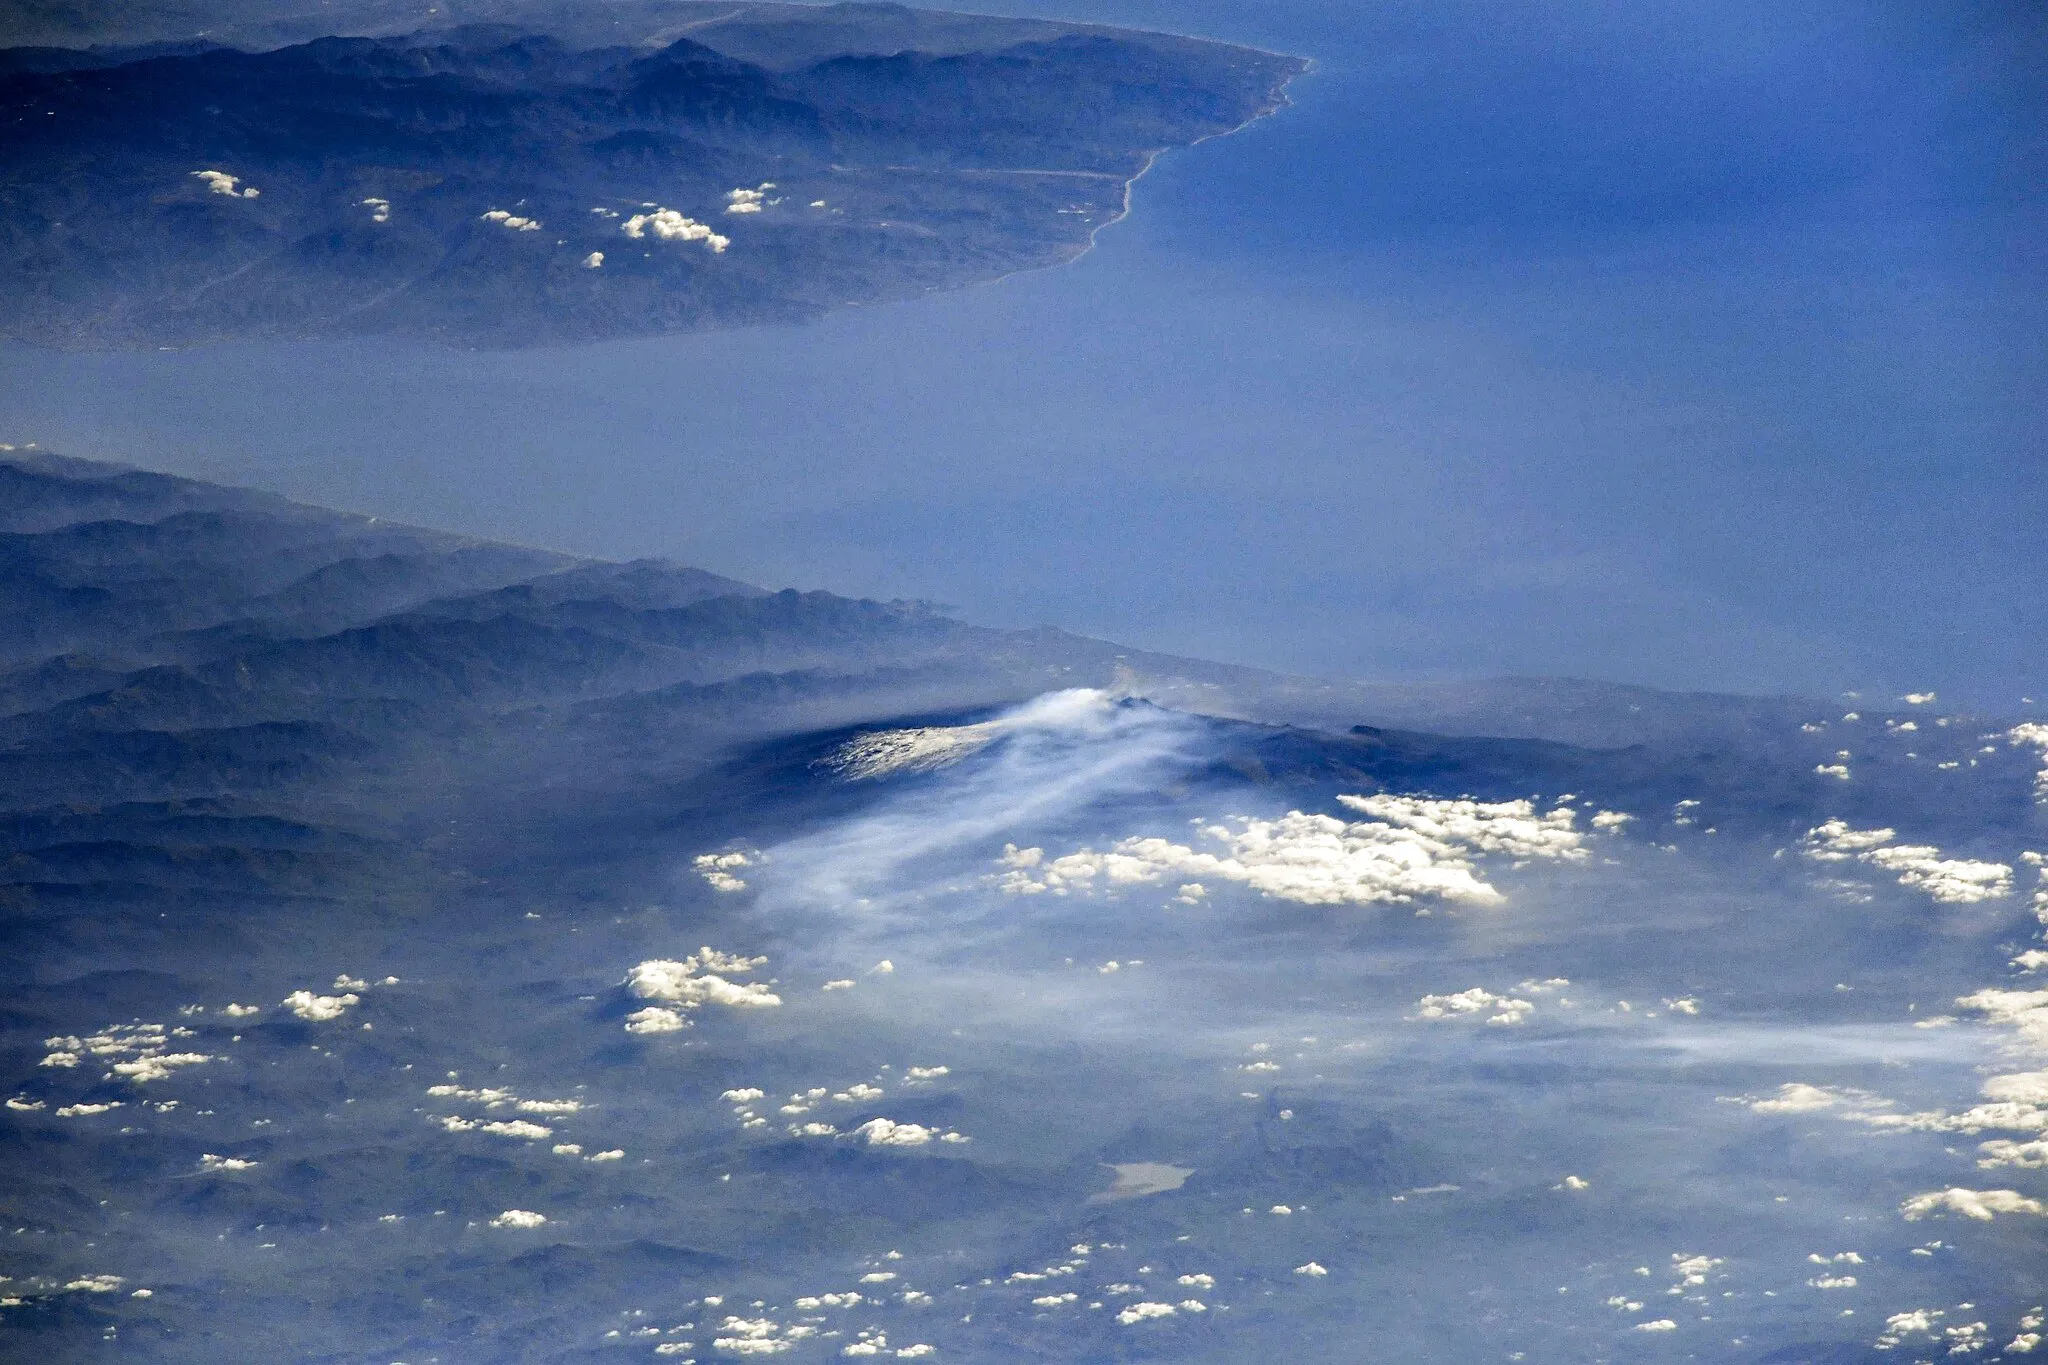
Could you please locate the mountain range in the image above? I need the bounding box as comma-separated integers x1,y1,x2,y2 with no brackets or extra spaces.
0,0,1304,347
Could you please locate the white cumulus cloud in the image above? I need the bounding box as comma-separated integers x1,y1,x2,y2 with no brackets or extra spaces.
1801,820,2012,903
490,1209,548,1228
998,793,1601,909
282,990,359,1021
694,851,755,892
192,170,258,198
1116,1301,1178,1324
1412,987,1536,1026
2013,724,2048,802
1899,1188,2048,1221
623,948,781,1031
621,209,729,252
198,1153,256,1171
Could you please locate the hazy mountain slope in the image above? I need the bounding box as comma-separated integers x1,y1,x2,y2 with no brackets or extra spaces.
4,452,2045,1364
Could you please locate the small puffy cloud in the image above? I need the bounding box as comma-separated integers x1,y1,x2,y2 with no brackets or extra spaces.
43,1023,213,1085
361,197,389,222
1899,1187,2048,1221
1978,1138,2048,1168
1670,1254,1721,1286
726,184,774,214
1809,1275,1857,1289
1749,1083,1843,1114
1116,1301,1178,1324
192,169,258,198
1294,1262,1328,1277
490,1209,548,1229
822,979,856,990
1815,763,1851,779
62,1275,125,1293
479,1119,552,1140
586,1148,624,1162
622,209,729,252
1413,987,1535,1026
111,1051,211,1082
999,793,1596,909
425,1083,579,1116
904,1065,949,1081
1958,988,2048,1052
1633,1320,1677,1332
2012,724,2048,802
1801,822,1898,862
1877,1309,1943,1348
716,1315,794,1354
198,1153,257,1171
282,990,358,1021
723,1088,766,1103
695,851,755,892
1178,1273,1215,1289
1591,810,1633,829
624,949,781,1031
1984,1071,2048,1106
625,1006,687,1034
221,1003,260,1017
852,1117,962,1147
1801,820,2011,903
481,209,541,231
582,251,603,268
56,1101,122,1117
1558,1175,1590,1190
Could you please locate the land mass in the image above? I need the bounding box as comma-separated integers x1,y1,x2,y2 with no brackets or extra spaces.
5,448,2041,1359
0,0,1306,348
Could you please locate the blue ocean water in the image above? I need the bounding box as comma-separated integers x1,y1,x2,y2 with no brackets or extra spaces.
0,0,2041,703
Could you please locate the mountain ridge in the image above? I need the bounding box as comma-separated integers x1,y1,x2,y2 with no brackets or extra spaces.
0,2,1307,348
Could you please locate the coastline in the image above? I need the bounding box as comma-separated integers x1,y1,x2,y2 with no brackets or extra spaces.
974,47,1313,291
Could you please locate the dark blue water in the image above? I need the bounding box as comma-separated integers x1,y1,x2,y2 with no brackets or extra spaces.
2,0,2042,704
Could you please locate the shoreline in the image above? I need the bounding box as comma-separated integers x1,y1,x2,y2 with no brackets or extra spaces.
970,48,1312,292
